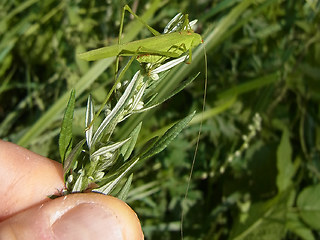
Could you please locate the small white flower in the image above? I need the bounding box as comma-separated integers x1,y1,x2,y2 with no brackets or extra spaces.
242,134,248,142
135,101,144,110
128,82,147,112
105,109,111,116
103,152,113,159
127,98,133,105
251,130,257,137
254,113,262,122
67,174,73,183
253,113,262,130
88,176,94,181
123,80,129,86
91,155,99,162
94,172,104,180
235,150,241,157
116,82,122,89
201,172,207,179
150,72,160,81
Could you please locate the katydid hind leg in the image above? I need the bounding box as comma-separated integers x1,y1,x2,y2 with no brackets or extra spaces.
135,43,189,64
116,4,161,74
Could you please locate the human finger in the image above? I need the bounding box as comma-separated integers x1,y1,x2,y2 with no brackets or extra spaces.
0,193,144,240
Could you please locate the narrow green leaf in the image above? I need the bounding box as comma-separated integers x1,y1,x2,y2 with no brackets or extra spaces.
91,71,141,146
276,127,294,192
72,169,87,192
59,89,75,163
127,181,161,202
91,138,130,158
94,158,139,195
63,139,86,180
136,136,159,157
141,111,195,161
117,173,133,201
121,122,142,160
85,95,94,149
217,72,279,99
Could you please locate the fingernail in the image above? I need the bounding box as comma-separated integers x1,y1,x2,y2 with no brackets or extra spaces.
52,203,123,240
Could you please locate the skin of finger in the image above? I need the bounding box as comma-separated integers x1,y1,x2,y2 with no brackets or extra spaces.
0,193,144,240
0,140,65,220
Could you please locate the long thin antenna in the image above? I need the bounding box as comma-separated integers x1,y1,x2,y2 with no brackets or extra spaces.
181,45,208,239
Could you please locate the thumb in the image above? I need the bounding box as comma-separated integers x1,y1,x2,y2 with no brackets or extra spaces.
0,193,144,240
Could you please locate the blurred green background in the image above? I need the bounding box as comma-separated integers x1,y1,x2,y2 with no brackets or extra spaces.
1,0,320,239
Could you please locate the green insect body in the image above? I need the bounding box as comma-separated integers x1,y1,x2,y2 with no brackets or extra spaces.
78,30,202,63
80,8,204,131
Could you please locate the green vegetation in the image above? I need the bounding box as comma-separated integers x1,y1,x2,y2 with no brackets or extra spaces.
1,0,319,239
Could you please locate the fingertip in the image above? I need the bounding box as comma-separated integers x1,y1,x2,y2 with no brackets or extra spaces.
0,193,144,240
50,193,144,240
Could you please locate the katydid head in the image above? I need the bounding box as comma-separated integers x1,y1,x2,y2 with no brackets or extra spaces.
191,33,203,49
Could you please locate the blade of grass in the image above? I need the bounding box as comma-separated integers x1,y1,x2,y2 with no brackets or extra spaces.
117,173,133,201
217,72,280,99
140,111,195,160
59,89,75,162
